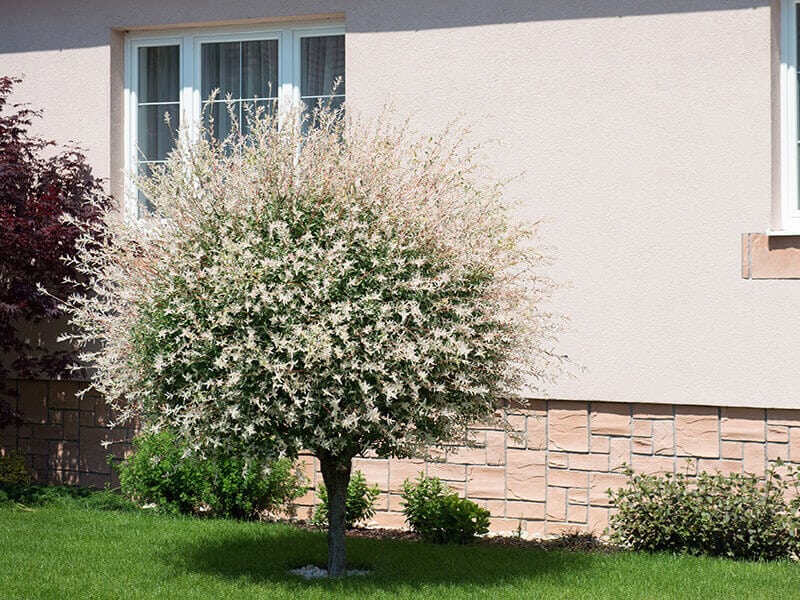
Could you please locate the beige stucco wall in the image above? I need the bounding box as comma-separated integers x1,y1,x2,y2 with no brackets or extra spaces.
1,0,797,409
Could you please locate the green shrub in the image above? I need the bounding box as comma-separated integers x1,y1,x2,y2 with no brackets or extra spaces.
608,462,800,561
116,431,205,515
400,473,490,544
0,451,32,485
0,482,136,511
115,431,306,518
202,453,307,519
312,470,380,528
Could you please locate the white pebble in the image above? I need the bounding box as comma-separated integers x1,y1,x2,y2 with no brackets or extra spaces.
288,565,371,579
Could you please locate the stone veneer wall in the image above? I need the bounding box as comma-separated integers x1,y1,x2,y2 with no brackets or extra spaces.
0,379,134,487
4,380,800,536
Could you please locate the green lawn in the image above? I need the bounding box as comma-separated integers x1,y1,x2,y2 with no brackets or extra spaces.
1,506,798,599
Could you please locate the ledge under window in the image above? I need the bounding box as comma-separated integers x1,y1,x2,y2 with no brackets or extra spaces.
741,233,800,279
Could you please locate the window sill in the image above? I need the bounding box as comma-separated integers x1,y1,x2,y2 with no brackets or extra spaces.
765,229,800,236
742,233,800,279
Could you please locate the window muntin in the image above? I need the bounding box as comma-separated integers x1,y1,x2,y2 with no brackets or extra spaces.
125,22,345,216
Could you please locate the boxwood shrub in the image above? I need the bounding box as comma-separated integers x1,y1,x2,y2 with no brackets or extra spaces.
401,473,490,544
608,461,800,561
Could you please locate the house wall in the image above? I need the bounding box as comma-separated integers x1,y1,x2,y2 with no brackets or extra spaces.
5,380,800,535
3,0,800,534
1,0,795,410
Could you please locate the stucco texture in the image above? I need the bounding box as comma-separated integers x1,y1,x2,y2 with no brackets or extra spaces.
1,0,797,409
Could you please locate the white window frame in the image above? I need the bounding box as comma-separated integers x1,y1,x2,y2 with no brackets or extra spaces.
780,0,800,232
123,20,345,216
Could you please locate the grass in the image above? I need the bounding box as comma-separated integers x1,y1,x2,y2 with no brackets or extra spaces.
1,505,799,599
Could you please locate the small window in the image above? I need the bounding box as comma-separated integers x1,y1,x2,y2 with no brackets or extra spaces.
125,22,345,216
781,1,800,231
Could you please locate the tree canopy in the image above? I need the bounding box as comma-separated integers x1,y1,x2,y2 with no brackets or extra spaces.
65,103,563,575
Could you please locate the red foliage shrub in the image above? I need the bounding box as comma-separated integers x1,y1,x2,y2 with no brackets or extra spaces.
0,76,111,429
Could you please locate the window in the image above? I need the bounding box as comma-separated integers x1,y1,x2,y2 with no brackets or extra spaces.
781,1,800,231
124,21,345,215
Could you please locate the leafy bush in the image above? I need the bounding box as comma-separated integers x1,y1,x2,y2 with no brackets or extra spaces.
401,473,490,544
202,452,307,519
0,482,136,511
608,462,800,561
312,470,380,528
0,451,32,484
116,431,205,515
116,431,306,518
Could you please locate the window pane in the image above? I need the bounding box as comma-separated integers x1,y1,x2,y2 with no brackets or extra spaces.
137,104,178,162
301,35,345,97
138,46,179,103
241,40,279,99
202,42,241,99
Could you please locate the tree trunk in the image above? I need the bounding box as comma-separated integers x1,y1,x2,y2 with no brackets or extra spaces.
319,452,352,578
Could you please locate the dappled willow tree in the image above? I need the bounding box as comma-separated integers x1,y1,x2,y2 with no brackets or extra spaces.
65,103,564,576
0,76,110,429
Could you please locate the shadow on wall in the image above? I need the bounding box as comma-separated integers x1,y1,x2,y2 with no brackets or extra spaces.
0,0,769,53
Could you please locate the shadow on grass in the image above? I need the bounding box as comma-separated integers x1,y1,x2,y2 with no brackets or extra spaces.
166,523,593,590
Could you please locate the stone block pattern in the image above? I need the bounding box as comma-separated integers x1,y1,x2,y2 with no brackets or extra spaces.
1,379,134,487
5,382,800,536
294,401,800,536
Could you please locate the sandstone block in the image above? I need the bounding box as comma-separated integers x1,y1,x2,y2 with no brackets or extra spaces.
567,502,588,524
507,470,546,502
588,507,610,534
388,459,425,491
697,459,741,476
548,469,589,489
721,441,743,460
652,420,674,455
466,466,506,499
48,441,79,471
527,415,547,450
631,455,674,476
767,425,789,443
742,443,766,476
427,462,466,482
675,406,719,458
352,458,389,491
591,435,610,454
632,420,652,438
546,488,567,521
18,380,48,424
485,430,506,466
589,403,630,436
506,500,545,520
632,437,652,455
632,403,673,420
569,453,609,472
609,438,630,470
547,452,568,468
721,408,765,442
548,401,589,453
